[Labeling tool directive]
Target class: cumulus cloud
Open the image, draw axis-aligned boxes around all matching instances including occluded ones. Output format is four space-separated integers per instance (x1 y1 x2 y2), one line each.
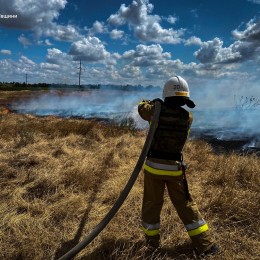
18 34 32 48
69 37 110 62
86 21 108 36
40 62 60 70
0 0 80 42
119 43 235 80
195 38 246 64
194 38 239 64
0 49 12 55
120 64 142 78
42 24 80 41
92 21 106 34
105 53 121 66
185 36 203 46
110 29 124 39
122 44 171 66
107 0 184 44
19 55 35 66
0 0 66 29
46 48 72 65
0 51 80 84
194 18 260 64
232 18 260 42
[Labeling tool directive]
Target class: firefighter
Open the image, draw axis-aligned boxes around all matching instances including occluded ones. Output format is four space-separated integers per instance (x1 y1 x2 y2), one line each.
138 76 219 256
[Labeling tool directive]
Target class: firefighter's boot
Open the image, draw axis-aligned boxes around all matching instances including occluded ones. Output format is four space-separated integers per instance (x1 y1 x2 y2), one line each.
195 244 219 257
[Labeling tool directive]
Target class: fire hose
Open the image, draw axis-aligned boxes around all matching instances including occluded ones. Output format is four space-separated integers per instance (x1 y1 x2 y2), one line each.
58 101 161 260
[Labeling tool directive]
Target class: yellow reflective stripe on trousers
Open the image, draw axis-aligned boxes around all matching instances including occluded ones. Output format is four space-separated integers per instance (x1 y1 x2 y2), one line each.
144 164 183 176
187 223 209 237
141 226 160 236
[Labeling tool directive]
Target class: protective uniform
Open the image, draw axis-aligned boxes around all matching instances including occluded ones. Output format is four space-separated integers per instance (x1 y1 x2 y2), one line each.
138 76 216 254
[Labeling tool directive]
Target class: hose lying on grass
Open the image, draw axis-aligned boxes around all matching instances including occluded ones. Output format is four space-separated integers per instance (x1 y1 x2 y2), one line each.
58 101 161 260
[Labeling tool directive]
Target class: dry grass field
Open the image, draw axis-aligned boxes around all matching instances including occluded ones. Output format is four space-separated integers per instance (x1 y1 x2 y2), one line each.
0 107 259 259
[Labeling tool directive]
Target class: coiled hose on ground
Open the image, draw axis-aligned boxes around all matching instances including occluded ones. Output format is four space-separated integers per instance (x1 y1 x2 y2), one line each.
58 101 161 260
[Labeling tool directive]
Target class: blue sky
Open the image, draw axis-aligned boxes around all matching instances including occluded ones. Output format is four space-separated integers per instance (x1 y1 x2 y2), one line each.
0 0 259 103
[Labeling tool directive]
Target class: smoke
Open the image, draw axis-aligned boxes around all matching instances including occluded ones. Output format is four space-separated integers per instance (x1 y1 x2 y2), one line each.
191 109 259 137
10 84 259 147
11 88 160 122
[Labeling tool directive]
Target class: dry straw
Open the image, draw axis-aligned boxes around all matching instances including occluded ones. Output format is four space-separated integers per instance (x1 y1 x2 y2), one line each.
0 112 259 259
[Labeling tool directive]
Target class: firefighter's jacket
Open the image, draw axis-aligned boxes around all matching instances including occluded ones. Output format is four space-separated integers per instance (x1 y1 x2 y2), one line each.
138 99 192 162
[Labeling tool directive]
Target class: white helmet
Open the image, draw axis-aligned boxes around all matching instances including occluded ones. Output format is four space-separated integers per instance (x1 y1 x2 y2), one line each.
162 75 190 99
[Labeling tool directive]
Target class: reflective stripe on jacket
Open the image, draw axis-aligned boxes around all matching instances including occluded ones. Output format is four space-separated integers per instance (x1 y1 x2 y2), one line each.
144 159 183 176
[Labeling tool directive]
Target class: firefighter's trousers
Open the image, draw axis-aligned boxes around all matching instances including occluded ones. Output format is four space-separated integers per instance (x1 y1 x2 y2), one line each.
141 159 215 253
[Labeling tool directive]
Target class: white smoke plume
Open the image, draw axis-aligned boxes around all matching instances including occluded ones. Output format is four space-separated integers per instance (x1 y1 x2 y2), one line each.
11 86 259 144
12 88 160 121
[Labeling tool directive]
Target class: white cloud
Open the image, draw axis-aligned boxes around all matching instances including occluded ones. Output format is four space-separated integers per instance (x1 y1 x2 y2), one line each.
110 29 124 39
46 48 72 64
45 39 52 46
194 38 249 64
0 49 12 55
92 21 106 34
112 53 121 59
0 0 80 42
107 0 184 44
40 62 60 70
19 55 35 66
119 43 239 81
0 0 67 29
194 18 260 64
185 36 202 46
194 38 223 63
37 39 53 46
105 53 121 66
0 50 251 86
122 50 136 59
120 64 142 78
145 66 172 79
85 20 108 35
194 37 243 64
164 15 178 24
122 44 171 66
18 34 32 48
41 24 80 41
0 52 79 84
69 37 110 62
232 18 260 42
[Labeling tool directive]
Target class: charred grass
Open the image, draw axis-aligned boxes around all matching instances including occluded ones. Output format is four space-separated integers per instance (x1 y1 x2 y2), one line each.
0 112 259 260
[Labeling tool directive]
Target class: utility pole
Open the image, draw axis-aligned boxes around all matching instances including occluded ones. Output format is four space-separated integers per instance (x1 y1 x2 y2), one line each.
26 73 28 84
78 59 82 87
